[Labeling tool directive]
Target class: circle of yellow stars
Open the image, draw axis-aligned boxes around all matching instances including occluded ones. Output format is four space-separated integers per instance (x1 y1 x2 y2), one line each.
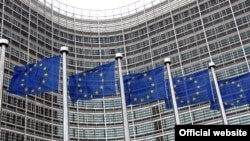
20 63 49 93
77 69 105 99
174 76 201 105
219 80 245 107
127 72 156 104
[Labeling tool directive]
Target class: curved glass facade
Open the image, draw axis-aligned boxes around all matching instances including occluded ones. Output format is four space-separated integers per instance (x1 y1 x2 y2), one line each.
0 0 250 140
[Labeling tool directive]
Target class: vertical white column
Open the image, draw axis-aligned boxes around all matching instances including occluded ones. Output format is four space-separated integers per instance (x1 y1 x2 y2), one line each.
209 62 228 125
115 53 130 141
60 46 69 141
164 58 180 125
0 39 8 119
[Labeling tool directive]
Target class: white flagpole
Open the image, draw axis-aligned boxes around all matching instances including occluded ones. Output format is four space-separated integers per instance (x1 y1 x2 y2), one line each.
115 53 130 141
60 46 69 141
164 58 180 125
209 62 228 125
0 39 8 119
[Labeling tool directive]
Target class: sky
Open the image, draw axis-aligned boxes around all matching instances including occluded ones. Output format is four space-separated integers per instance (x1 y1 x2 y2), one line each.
58 0 140 10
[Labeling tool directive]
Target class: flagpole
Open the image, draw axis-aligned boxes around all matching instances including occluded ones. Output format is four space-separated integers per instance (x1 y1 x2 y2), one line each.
164 58 180 125
0 39 8 117
60 46 69 141
115 53 130 141
209 62 228 125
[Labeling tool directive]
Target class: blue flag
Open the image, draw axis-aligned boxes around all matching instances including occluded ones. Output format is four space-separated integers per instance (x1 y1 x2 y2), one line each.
8 55 61 95
210 72 250 110
123 66 167 105
69 61 116 103
169 69 212 107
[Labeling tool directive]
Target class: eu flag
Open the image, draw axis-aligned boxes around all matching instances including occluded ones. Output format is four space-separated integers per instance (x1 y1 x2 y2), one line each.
123 66 167 106
8 55 61 95
68 61 116 103
171 69 212 107
210 72 250 110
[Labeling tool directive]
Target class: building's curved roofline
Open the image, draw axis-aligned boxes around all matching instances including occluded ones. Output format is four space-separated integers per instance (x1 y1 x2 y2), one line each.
39 0 164 20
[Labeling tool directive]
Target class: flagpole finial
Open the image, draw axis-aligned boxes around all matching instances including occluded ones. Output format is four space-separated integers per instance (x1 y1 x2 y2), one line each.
0 39 9 47
60 46 69 54
164 57 171 64
115 53 122 60
209 62 215 68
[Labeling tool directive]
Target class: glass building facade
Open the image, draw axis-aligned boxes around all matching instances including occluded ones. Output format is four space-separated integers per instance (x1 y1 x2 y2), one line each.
0 0 250 140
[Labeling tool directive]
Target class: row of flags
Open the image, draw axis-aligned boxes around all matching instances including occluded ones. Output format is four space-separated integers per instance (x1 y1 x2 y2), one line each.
7 55 250 110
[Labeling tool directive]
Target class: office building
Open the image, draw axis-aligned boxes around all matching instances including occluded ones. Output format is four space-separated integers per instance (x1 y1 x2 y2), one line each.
0 0 250 140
